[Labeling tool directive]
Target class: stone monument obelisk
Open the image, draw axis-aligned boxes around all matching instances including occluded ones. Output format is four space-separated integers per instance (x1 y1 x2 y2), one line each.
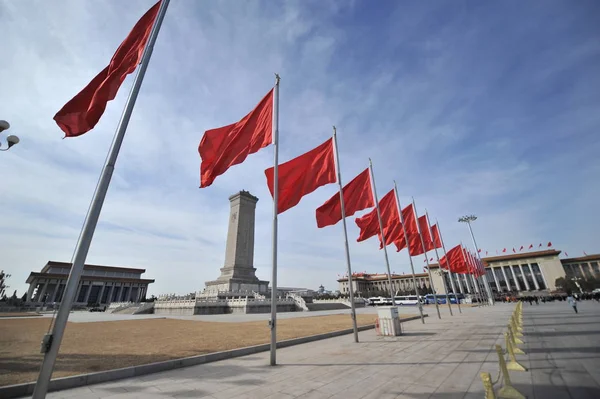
203 191 269 295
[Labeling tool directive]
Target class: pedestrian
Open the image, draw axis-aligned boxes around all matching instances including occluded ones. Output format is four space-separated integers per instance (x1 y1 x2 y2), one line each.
567 292 578 314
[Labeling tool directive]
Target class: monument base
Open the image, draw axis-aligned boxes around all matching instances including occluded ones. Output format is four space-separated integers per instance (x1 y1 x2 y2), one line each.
202 279 269 297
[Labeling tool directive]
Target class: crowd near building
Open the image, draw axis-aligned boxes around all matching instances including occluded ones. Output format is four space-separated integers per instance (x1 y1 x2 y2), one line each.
338 250 600 296
25 261 155 306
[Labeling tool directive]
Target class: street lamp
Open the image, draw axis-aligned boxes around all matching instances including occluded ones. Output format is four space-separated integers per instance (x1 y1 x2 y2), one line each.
458 214 495 305
0 120 20 151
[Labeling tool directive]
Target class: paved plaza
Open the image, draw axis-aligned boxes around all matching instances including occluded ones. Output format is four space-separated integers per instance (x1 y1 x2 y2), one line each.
25 301 600 399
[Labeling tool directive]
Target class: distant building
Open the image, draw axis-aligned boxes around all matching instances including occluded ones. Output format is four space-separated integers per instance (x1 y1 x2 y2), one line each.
25 261 155 305
338 250 600 296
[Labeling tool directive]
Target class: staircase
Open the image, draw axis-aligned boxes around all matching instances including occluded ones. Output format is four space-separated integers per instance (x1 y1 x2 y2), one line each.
306 302 351 311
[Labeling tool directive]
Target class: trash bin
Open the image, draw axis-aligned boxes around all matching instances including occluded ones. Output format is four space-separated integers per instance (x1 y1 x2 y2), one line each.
376 306 402 336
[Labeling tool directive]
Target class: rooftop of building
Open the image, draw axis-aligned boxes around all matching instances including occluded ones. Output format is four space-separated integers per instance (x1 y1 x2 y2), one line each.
41 261 147 274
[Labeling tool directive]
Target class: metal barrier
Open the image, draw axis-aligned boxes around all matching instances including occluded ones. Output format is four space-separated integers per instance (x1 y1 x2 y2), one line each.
479 302 527 399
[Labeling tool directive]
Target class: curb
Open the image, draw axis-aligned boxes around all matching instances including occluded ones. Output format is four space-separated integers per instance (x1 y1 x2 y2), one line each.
0 314 425 398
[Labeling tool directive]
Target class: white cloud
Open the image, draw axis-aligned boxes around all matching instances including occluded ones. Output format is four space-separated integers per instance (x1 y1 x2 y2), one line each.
1 0 599 298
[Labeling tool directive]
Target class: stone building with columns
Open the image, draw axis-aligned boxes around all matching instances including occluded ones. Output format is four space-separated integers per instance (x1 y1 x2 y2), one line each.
25 261 154 306
338 250 600 297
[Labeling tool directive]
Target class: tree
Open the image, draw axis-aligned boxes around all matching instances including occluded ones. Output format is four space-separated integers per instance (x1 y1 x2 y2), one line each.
555 277 578 293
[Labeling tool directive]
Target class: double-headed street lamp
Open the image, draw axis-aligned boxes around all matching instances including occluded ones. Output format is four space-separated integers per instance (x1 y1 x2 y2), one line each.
0 120 20 152
458 214 495 305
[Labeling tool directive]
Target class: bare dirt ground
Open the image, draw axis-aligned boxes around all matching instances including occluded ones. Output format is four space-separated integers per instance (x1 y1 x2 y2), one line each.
0 313 402 386
0 313 41 318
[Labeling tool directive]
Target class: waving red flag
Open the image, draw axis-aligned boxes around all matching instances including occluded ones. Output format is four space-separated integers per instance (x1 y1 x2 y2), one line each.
547 241 552 247
528 244 533 249
316 168 373 228
519 245 524 251
265 138 336 214
431 224 443 249
403 204 424 256
200 89 274 187
418 215 435 252
54 1 161 137
440 245 468 273
355 190 395 242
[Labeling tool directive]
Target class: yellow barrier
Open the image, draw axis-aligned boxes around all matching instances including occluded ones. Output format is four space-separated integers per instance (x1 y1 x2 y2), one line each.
508 323 524 345
495 344 526 399
480 372 497 399
504 332 527 372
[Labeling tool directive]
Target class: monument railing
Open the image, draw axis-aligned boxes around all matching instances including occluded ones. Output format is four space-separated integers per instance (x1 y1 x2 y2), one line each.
286 292 309 311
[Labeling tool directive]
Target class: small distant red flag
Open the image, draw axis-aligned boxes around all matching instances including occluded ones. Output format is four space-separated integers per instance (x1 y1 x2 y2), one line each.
528 244 533 249
519 245 524 251
512 248 516 253
502 248 506 253
539 243 542 248
547 241 552 247
316 168 374 228
565 252 569 257
430 257 434 262
265 138 336 214
200 89 274 187
478 249 482 253
54 1 161 137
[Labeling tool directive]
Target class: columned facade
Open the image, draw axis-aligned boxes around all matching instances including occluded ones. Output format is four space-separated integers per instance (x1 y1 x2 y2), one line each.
25 261 155 306
338 272 432 296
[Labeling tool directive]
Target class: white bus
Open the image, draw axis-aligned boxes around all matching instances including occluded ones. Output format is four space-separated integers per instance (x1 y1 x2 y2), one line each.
394 295 420 305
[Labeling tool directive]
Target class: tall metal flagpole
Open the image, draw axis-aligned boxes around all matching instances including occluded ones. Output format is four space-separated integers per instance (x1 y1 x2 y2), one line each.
332 126 359 343
466 222 495 305
368 160 395 303
31 2 170 397
269 74 280 366
412 198 441 320
436 220 462 313
393 182 425 323
425 211 452 316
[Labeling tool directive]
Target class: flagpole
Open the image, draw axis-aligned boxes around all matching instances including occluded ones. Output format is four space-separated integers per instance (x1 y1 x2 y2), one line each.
332 126 359 343
412 198 441 320
436 219 461 313
393 182 425 323
31 1 170 397
269 73 280 366
368 160 395 305
425 211 452 316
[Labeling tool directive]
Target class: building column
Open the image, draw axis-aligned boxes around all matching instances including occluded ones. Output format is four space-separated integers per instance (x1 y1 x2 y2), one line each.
528 264 540 290
27 280 37 302
74 281 83 303
519 265 531 291
84 283 92 304
501 267 511 291
51 282 62 302
454 273 465 294
38 282 48 303
98 284 106 304
579 264 589 280
491 267 501 292
509 266 522 291
107 285 115 305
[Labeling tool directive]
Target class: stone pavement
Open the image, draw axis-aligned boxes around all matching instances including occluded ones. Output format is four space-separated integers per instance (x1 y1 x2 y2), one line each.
31 301 600 398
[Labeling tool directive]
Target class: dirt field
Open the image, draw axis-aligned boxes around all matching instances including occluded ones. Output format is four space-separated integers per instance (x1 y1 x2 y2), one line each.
0 313 393 387
0 313 41 317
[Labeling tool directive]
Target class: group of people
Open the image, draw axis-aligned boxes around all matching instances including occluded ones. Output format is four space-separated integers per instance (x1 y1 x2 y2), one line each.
496 291 600 314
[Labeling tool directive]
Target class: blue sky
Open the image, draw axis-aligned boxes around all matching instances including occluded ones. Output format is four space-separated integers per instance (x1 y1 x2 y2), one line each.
1 0 599 297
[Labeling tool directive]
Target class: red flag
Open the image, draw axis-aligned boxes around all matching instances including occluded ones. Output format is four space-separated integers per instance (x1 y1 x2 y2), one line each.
200 89 274 187
528 244 533 249
431 224 443 249
355 190 396 242
265 138 336 214
512 248 516 253
502 248 506 253
316 168 374 228
478 248 482 253
418 215 435 252
401 204 424 256
547 241 552 247
519 245 524 251
565 252 569 257
485 251 488 256
440 245 466 273
539 243 542 248
54 1 161 137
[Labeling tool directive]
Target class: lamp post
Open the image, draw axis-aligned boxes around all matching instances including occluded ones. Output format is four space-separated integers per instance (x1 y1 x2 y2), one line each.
0 120 20 152
458 215 495 305
571 277 584 294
